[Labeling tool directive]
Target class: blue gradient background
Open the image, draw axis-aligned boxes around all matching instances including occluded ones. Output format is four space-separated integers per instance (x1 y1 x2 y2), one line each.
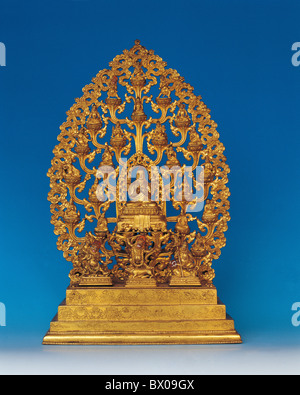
0 0 300 371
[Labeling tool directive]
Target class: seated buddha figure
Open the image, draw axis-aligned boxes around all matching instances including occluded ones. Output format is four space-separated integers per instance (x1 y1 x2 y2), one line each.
99 143 114 167
166 143 180 167
128 170 151 202
110 122 126 149
152 121 168 147
175 102 190 128
187 125 203 152
86 104 103 131
131 97 147 121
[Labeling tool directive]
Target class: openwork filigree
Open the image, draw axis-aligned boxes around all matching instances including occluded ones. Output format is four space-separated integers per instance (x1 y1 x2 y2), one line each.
47 40 230 288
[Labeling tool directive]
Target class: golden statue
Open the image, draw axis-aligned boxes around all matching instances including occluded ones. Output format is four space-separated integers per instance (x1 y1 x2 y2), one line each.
100 142 114 167
156 73 172 107
175 102 191 128
166 143 181 167
172 239 197 275
131 60 146 88
151 121 168 147
86 104 102 131
131 96 147 122
188 125 203 152
110 121 126 149
43 40 241 345
107 75 119 99
127 170 151 202
175 212 190 234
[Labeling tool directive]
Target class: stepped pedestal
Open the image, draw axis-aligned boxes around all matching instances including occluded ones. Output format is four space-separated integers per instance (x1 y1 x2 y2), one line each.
43 285 242 345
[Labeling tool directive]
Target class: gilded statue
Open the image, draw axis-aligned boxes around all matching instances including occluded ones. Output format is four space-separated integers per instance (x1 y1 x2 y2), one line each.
175 212 190 234
187 125 203 152
166 143 181 167
110 121 126 148
131 60 146 88
158 74 171 99
152 121 168 147
100 142 114 167
44 40 241 345
47 40 231 288
107 75 120 99
131 97 146 121
86 104 103 131
175 102 190 128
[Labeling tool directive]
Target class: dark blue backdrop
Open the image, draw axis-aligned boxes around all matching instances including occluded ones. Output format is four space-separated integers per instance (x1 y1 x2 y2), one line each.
0 0 300 345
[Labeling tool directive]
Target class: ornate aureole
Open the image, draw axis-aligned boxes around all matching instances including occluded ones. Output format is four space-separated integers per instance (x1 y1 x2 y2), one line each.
47 40 230 288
